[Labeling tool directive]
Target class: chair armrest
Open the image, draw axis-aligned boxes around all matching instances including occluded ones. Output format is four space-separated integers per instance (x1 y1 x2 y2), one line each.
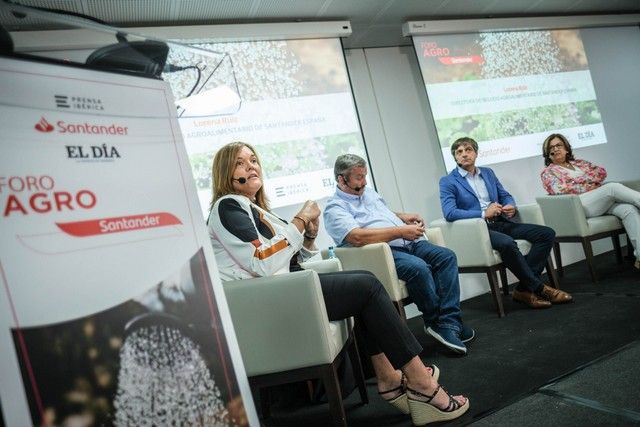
430 217 496 267
425 227 445 247
535 194 589 237
322 243 405 302
300 258 343 273
223 270 339 375
620 179 640 192
517 203 545 225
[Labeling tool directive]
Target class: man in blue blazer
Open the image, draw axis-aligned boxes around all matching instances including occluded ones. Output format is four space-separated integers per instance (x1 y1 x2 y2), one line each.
439 137 572 309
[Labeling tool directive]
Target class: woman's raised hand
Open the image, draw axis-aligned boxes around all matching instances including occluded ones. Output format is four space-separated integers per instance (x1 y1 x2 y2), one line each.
305 217 320 237
297 200 321 223
292 200 321 233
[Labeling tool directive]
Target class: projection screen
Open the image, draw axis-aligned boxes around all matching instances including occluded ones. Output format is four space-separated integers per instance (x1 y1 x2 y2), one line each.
411 29 607 171
164 38 368 217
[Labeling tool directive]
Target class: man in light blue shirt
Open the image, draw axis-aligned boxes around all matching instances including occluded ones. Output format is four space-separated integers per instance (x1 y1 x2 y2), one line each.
324 154 474 355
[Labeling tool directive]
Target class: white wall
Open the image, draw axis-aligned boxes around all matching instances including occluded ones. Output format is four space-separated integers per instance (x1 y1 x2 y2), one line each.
345 25 640 308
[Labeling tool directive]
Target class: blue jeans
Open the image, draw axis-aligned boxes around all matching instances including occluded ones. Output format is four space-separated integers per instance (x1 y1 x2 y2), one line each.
391 240 462 333
488 219 555 292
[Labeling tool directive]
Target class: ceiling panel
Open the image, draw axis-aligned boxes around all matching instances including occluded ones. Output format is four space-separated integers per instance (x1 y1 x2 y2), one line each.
3 0 640 48
565 0 640 13
370 0 462 24
176 0 255 21
320 0 398 24
248 0 326 19
0 1 83 30
480 0 552 15
523 0 575 14
84 0 174 24
419 0 498 16
13 0 83 13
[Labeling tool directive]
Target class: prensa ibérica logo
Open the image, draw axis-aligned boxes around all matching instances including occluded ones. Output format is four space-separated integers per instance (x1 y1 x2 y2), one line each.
54 94 105 111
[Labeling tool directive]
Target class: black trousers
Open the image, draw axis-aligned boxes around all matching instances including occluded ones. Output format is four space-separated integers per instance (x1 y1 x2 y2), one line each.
318 270 422 369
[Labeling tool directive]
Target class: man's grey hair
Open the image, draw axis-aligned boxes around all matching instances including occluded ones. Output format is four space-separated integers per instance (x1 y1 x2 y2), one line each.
334 154 367 181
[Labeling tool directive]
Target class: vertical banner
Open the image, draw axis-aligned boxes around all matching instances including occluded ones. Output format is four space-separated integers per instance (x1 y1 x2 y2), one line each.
0 57 256 426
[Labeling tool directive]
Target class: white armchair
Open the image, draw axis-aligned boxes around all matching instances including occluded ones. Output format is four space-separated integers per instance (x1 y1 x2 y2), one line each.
300 257 343 274
223 265 366 426
320 228 446 320
620 179 640 192
536 194 625 283
430 203 558 317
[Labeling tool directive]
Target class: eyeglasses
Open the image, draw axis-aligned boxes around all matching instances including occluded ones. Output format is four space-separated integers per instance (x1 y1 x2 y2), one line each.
548 142 565 150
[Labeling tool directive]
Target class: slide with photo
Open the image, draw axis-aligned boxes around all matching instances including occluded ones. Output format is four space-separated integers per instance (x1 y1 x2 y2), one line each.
163 38 368 215
412 29 606 170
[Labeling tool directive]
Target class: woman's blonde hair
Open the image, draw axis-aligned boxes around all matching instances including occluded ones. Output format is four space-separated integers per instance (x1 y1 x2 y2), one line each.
210 141 270 210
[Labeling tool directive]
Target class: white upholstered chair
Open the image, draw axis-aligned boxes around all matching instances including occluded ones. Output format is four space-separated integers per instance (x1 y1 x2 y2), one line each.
535 194 626 283
223 260 366 427
430 203 558 317
620 179 640 192
321 228 446 321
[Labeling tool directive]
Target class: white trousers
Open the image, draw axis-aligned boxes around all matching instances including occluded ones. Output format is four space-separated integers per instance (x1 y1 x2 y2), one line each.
579 182 640 259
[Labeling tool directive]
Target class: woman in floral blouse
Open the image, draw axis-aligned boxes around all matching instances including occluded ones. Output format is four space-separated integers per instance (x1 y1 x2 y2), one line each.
540 133 640 269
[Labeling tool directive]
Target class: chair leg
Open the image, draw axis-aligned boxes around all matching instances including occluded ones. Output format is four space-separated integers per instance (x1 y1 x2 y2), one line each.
346 332 368 405
545 256 560 289
393 301 406 321
499 267 509 296
487 267 505 317
321 363 348 427
553 242 563 277
306 380 316 401
257 386 271 420
612 234 623 264
581 238 598 283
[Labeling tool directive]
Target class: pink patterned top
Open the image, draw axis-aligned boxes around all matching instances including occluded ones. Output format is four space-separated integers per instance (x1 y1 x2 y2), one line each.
540 159 607 195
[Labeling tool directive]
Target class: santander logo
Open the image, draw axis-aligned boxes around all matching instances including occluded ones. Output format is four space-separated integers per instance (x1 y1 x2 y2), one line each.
33 116 129 136
35 117 54 133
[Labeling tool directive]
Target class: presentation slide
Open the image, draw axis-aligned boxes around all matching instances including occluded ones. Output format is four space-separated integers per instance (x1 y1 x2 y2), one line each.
413 30 607 171
163 38 367 216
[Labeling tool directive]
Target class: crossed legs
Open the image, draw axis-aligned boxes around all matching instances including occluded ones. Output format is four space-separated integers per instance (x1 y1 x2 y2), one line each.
488 220 555 292
580 182 640 260
318 270 468 421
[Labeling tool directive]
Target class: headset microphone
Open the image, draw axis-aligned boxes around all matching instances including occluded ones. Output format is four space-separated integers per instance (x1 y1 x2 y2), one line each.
341 174 362 192
234 177 247 184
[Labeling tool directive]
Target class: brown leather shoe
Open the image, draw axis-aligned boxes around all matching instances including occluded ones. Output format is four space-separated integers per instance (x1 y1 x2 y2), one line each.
512 288 552 309
539 284 573 304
